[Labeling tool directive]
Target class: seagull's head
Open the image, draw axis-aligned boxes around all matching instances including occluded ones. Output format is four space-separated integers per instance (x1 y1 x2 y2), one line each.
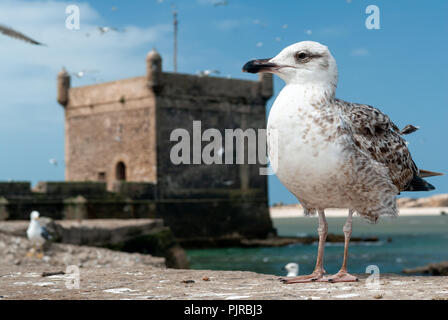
284 262 299 272
242 41 337 87
283 263 299 276
30 211 40 220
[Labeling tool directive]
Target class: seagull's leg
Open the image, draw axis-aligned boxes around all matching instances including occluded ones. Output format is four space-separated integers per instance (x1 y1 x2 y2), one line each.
26 243 35 258
36 243 44 259
281 210 328 284
324 209 358 283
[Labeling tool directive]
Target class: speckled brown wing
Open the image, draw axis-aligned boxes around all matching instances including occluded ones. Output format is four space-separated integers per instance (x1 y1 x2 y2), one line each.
335 99 417 191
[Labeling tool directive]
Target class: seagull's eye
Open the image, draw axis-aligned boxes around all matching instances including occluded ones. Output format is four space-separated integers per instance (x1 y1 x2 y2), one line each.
295 52 308 60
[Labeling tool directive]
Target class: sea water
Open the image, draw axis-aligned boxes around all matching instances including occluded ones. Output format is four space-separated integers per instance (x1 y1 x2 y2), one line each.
187 215 448 276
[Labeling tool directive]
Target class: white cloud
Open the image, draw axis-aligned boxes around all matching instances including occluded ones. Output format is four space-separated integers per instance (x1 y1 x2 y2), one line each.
0 0 172 183
0 0 171 126
351 48 370 56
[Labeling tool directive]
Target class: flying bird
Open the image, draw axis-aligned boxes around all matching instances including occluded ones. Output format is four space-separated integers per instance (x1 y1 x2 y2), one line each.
0 24 45 46
49 158 58 166
70 69 100 79
97 26 120 34
26 211 52 259
243 41 443 283
213 0 228 7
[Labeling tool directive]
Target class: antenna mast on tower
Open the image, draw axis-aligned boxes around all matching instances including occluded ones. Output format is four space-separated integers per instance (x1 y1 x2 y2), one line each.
172 5 178 73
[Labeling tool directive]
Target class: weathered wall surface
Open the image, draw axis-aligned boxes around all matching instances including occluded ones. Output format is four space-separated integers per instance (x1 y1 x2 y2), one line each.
0 181 272 243
155 73 270 198
0 182 31 196
0 182 156 221
154 72 275 240
64 77 157 189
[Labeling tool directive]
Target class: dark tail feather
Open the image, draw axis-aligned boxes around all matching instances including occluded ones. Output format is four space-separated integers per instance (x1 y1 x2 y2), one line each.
419 169 444 178
404 175 435 192
400 124 419 135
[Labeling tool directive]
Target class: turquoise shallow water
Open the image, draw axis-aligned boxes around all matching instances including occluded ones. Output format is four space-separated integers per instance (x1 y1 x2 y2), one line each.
187 215 448 276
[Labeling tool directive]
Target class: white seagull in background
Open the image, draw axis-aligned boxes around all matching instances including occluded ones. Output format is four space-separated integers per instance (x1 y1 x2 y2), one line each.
197 69 220 77
243 41 443 283
26 211 52 259
0 24 45 46
70 69 100 80
49 158 58 166
283 263 299 277
97 26 119 34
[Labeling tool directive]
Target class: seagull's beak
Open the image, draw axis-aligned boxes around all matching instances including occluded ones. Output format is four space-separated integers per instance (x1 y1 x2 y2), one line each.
242 58 278 74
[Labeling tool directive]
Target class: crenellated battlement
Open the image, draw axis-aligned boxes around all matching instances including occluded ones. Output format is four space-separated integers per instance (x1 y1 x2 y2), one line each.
57 49 273 110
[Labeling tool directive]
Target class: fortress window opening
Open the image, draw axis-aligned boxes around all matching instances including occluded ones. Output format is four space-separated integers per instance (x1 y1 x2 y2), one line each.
115 162 126 181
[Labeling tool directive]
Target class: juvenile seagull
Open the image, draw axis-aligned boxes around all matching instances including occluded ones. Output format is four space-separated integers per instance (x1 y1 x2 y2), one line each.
243 41 443 283
26 211 51 258
0 24 45 45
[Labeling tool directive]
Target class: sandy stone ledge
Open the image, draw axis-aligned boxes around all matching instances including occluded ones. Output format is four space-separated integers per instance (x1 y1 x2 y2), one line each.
1 266 447 300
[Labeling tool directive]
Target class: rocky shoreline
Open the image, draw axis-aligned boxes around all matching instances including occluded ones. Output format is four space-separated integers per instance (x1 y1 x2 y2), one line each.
0 219 189 269
396 194 448 208
403 262 448 276
271 194 448 209
178 233 379 249
0 232 165 269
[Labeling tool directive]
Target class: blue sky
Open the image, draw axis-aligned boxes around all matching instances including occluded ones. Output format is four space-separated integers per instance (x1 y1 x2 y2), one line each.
0 0 446 205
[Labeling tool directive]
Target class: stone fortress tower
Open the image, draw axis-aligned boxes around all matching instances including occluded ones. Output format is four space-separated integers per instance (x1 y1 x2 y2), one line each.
54 49 276 242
